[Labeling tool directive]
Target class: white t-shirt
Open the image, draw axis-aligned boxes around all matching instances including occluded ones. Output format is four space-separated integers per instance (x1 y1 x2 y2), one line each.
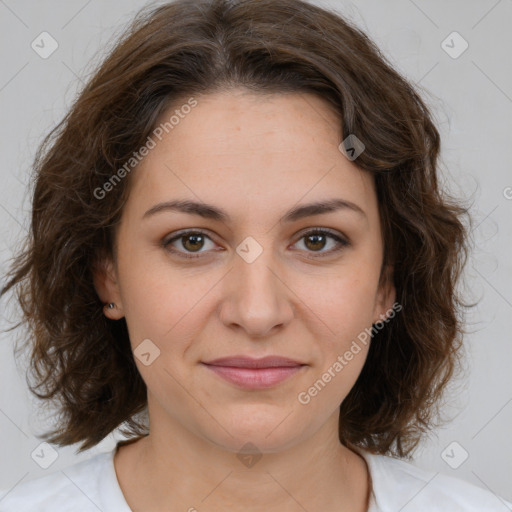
0 446 510 511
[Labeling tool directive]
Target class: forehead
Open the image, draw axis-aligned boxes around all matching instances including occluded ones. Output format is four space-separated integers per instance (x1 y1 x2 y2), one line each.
126 90 377 222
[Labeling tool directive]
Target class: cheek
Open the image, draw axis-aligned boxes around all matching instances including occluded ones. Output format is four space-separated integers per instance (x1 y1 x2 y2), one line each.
116 263 212 399
295 278 373 411
295 265 379 342
115 244 191 347
290 263 378 400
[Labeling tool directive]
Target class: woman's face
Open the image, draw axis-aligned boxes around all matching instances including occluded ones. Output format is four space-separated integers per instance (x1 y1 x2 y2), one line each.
97 89 395 453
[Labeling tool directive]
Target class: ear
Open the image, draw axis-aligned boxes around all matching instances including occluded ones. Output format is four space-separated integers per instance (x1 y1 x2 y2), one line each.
372 264 397 324
92 256 124 320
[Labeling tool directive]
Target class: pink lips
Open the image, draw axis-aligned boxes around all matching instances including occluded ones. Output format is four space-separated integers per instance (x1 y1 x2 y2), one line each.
202 356 306 389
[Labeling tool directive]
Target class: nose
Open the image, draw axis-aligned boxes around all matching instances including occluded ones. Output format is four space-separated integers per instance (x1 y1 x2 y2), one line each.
217 248 295 339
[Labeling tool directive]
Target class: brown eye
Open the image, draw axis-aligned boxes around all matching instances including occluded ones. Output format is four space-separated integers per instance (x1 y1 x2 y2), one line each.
294 229 349 256
163 228 349 260
163 230 216 259
304 232 328 251
180 233 206 252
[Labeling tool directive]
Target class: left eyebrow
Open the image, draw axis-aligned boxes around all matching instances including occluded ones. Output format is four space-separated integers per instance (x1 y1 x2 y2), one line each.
142 198 367 222
282 198 367 222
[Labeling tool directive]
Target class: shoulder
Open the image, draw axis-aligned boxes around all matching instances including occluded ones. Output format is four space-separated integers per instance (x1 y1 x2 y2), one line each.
0 449 128 512
362 451 512 512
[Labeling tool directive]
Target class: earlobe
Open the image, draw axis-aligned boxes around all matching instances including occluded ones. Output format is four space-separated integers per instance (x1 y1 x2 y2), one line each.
92 257 124 319
102 301 122 319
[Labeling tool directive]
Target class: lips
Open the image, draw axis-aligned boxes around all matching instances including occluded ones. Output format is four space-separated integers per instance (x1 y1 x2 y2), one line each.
202 356 306 389
202 355 305 368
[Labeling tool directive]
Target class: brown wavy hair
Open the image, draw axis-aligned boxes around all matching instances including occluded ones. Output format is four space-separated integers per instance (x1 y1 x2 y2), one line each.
1 0 472 455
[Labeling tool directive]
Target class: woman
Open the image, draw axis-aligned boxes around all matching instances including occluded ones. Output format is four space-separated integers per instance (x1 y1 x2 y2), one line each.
1 0 510 510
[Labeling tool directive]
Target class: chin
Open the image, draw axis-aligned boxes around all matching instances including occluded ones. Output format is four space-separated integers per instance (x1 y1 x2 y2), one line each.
199 410 307 454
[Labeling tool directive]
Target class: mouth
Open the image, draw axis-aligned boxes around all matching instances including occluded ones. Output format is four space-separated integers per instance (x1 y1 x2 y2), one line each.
201 355 307 389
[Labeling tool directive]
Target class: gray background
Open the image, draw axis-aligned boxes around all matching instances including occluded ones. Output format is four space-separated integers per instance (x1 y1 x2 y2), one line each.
1 0 511 506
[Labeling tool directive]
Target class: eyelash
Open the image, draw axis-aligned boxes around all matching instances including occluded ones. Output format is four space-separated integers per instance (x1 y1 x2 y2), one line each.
162 228 350 260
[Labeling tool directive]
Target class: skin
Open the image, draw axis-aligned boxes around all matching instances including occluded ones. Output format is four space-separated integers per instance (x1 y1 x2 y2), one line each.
94 88 396 512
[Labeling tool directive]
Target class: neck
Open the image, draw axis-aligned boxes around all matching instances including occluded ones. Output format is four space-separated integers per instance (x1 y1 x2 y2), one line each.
114 410 370 512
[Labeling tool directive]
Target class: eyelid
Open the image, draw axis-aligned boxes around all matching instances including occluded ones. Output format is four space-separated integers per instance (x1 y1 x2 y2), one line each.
162 227 350 259
162 229 218 258
290 227 350 255
293 226 349 244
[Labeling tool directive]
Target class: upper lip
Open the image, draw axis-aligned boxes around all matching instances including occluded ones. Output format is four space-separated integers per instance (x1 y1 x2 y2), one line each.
202 356 305 368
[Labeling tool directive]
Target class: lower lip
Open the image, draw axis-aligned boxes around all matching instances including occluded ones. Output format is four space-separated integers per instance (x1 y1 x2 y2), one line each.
202 364 304 389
